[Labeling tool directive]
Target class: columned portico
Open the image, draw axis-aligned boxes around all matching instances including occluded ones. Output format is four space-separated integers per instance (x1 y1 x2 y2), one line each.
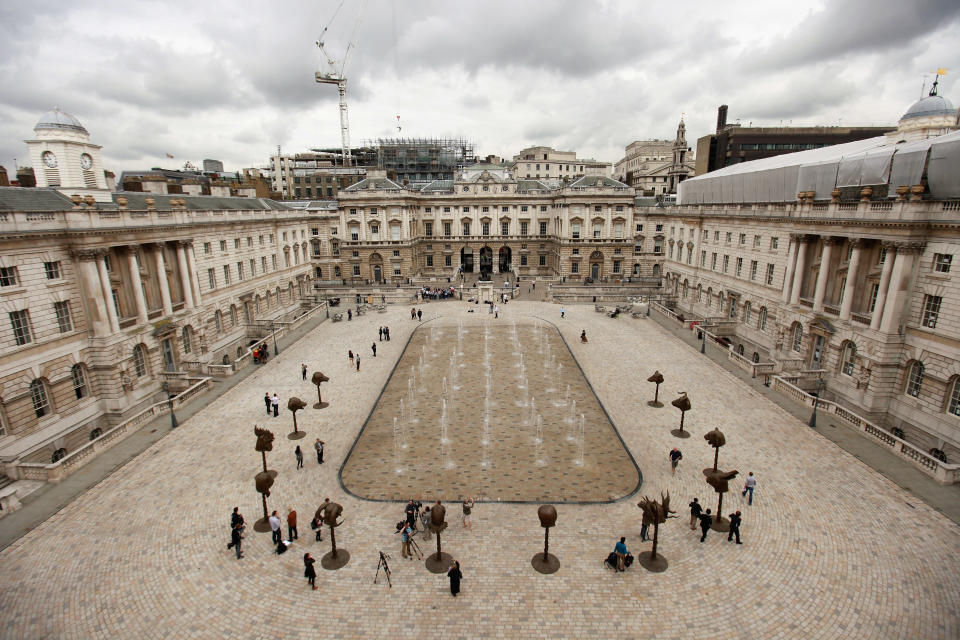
72 249 111 337
153 243 173 317
789 235 809 306
96 250 120 333
782 234 801 303
879 242 924 333
126 245 149 325
839 238 863 321
185 241 202 306
870 243 897 330
176 242 194 309
812 237 836 312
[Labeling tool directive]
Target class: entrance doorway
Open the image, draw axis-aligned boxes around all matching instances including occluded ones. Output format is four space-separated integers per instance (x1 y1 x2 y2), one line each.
373 265 382 282
479 246 493 280
498 246 512 273
811 335 825 368
460 247 474 273
161 338 176 372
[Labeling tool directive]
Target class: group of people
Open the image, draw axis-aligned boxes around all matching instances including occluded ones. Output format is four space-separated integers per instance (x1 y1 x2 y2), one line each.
401 498 471 596
419 287 456 300
263 392 280 417
410 308 424 321
688 498 744 544
253 344 270 364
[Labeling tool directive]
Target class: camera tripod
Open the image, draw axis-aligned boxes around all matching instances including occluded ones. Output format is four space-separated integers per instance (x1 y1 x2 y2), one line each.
374 550 391 588
406 535 424 560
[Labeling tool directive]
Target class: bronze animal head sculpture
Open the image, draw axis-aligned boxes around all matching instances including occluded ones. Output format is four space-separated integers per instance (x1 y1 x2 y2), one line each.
637 491 676 526
671 392 691 412
255 472 274 497
706 469 739 493
704 428 726 448
287 397 307 412
647 371 664 384
322 501 343 527
311 371 329 386
538 505 557 529
429 503 448 534
254 426 274 452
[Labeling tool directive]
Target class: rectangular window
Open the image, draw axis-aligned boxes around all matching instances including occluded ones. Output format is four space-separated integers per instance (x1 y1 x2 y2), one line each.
220 240 227 252
44 261 61 279
353 265 361 276
540 222 548 235
753 235 761 248
520 221 529 236
770 237 779 250
653 239 662 254
444 222 451 237
54 300 72 333
703 230 709 241
393 267 401 276
868 283 880 312
208 268 216 290
462 206 470 213
272 255 278 269
934 253 952 273
572 223 581 239
711 253 717 270
750 260 758 281
701 251 706 267
723 255 730 273
613 261 621 274
9 309 31 345
502 222 509 235
223 265 231 285
236 262 244 280
443 207 451 213
766 263 775 285
247 237 253 246
261 256 267 273
425 222 433 236
736 257 743 277
234 238 240 249
462 222 470 236
593 223 602 239
259 235 264 245
726 232 732 243
656 224 663 232
539 255 546 266
203 242 212 254
445 255 452 267
921 295 942 328
350 227 359 241
571 261 579 273
636 224 643 232
739 233 746 245
520 255 528 266
392 225 401 241
0 266 18 287
249 259 256 277
714 230 720 241
426 255 434 267
483 222 490 235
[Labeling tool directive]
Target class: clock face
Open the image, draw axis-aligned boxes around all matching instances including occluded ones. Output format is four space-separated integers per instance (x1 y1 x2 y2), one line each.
42 151 58 168
80 153 93 170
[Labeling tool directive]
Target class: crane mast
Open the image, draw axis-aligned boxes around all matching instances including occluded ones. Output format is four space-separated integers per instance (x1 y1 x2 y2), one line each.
315 0 366 167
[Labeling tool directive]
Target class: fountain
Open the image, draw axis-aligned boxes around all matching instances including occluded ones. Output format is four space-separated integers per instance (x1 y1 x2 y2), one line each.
482 413 492 446
535 414 546 466
567 399 578 442
442 376 447 397
574 414 585 466
393 418 403 473
441 398 449 445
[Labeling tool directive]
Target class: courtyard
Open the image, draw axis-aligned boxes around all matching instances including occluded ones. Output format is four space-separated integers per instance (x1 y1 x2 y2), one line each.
0 300 958 639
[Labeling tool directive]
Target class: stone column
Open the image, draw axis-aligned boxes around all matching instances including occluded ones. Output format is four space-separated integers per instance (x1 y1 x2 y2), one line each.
789 236 809 306
782 234 801 303
126 245 149 325
870 243 897 330
879 243 923 334
72 249 110 337
154 242 174 317
812 237 836 313
839 239 863 321
185 241 202 306
176 242 195 309
95 250 121 333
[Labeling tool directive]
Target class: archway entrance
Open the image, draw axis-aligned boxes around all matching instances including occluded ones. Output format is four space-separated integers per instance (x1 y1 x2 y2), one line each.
479 246 493 280
498 246 512 273
589 251 603 280
460 247 474 273
591 263 600 280
373 265 382 282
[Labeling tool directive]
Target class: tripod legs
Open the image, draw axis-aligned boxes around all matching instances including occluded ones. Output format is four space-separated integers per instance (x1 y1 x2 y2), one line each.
374 555 392 588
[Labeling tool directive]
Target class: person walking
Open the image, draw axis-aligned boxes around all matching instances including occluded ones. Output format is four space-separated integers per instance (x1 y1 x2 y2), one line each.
301 363 307 381
348 350 354 366
614 537 629 571
315 438 324 464
447 560 462 597
580 330 588 343
271 393 279 418
728 511 742 544
688 498 702 530
231 507 245 533
264 392 272 416
371 342 377 357
698 508 713 542
405 500 417 529
355 354 360 371
560 306 565 318
384 326 390 341
742 472 756 505
494 305 499 318
669 447 683 475
400 522 413 560
303 552 317 589
462 498 474 531
378 327 384 341
295 445 303 469
417 309 422 321
287 507 298 541
411 307 416 320
269 510 282 545
228 522 244 559
347 308 352 321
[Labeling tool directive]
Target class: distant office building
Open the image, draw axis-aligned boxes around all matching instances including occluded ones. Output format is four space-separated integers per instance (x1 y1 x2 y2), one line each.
512 146 612 181
694 104 894 175
202 159 224 173
268 152 366 200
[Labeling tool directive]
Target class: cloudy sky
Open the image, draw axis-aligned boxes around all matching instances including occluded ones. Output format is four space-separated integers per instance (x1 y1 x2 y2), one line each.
1 0 958 177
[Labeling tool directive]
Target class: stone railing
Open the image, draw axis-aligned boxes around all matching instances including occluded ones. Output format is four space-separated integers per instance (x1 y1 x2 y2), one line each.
14 377 214 483
727 350 777 378
770 376 960 484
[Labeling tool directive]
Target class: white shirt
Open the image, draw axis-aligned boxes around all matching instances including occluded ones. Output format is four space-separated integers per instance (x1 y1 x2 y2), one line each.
269 515 281 531
745 476 756 488
272 395 279 406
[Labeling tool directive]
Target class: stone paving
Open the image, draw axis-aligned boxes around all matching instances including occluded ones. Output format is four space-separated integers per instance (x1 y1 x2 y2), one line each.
0 300 958 639
341 319 639 502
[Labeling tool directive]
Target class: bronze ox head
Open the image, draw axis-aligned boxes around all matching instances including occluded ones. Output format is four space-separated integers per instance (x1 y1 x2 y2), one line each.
255 471 274 497
537 505 557 529
647 371 664 384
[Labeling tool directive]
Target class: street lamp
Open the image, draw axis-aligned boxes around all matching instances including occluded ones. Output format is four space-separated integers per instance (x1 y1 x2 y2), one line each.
270 321 279 356
700 327 706 354
808 376 825 428
161 381 178 429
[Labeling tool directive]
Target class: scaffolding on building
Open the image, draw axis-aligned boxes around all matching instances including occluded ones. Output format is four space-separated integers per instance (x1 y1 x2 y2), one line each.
363 137 476 184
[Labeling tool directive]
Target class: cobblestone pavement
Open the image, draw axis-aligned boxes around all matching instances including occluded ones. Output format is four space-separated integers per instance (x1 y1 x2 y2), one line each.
0 301 958 639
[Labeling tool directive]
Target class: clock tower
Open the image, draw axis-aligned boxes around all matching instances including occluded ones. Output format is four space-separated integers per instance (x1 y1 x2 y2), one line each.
25 108 111 202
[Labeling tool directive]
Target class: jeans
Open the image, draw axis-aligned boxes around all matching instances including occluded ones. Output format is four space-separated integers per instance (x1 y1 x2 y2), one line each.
288 525 298 541
272 528 281 544
743 486 754 505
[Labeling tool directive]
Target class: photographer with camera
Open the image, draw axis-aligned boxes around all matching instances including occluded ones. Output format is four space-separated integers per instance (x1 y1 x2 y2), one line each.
400 521 414 560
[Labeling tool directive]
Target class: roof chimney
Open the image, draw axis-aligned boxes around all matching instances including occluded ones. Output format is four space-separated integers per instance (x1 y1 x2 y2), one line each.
716 105 728 133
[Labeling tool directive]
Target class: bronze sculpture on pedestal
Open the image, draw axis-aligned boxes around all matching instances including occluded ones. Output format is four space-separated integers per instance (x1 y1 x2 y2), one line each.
701 427 736 531
647 371 665 407
425 501 453 573
311 371 330 409
287 397 307 440
671 392 692 438
253 426 276 532
320 500 350 569
637 492 676 572
531 505 560 574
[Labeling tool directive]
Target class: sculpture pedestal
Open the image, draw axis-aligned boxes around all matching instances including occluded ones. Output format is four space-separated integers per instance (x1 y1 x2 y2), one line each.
710 516 730 533
313 402 330 410
287 431 306 441
637 551 668 572
253 517 272 533
647 401 663 408
425 551 453 574
670 429 691 439
531 552 560 574
321 549 350 570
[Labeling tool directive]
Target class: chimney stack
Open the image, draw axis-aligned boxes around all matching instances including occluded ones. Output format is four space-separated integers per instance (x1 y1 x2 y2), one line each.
716 105 728 133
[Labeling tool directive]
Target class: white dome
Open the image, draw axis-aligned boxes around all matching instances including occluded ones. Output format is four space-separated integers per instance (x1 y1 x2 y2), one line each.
34 108 88 134
900 95 956 121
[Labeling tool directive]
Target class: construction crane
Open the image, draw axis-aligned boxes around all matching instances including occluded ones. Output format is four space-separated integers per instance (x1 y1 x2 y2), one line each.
315 0 367 167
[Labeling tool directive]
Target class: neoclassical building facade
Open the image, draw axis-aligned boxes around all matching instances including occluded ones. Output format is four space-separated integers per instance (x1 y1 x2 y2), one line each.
0 112 315 478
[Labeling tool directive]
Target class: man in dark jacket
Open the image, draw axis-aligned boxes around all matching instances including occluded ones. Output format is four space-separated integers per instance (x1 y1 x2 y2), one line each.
698 508 713 542
689 498 702 530
228 523 244 559
728 511 742 544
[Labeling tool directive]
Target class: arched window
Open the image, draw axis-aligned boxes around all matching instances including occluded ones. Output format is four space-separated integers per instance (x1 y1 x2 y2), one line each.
743 302 751 326
71 364 88 399
51 447 67 463
133 344 148 377
841 342 856 376
229 305 238 327
89 427 102 441
728 298 737 319
697 284 703 303
182 326 193 354
905 361 924 397
214 310 223 333
30 379 52 418
737 344 744 355
792 324 803 352
947 377 960 416
758 307 767 332
752 352 760 363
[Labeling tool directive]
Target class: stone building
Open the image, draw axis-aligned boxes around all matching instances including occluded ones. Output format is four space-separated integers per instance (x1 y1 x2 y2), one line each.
652 90 960 463
613 119 695 195
0 111 316 481
316 171 642 284
512 146 612 181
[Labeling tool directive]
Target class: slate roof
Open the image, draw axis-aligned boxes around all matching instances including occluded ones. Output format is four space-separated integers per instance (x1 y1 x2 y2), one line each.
568 176 631 189
343 178 403 192
113 192 290 211
419 180 454 193
0 187 77 211
516 180 555 193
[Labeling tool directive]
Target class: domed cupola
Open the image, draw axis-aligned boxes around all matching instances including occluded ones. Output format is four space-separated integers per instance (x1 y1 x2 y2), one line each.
34 108 89 136
24 107 109 197
888 74 959 143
